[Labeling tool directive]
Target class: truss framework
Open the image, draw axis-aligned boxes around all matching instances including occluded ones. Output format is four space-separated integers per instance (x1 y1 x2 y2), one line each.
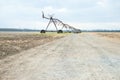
41 12 81 33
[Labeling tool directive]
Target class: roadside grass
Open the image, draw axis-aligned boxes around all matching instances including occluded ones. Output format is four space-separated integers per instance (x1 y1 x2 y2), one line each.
0 32 69 59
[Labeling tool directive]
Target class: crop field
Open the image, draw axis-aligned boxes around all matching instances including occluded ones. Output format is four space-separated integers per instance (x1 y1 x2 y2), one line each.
0 32 67 59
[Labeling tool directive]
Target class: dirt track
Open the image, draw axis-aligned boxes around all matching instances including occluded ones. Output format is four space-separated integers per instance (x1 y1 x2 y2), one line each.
0 33 120 80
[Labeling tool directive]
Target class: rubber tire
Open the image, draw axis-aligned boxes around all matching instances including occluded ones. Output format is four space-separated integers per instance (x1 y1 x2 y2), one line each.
57 30 63 33
40 30 46 33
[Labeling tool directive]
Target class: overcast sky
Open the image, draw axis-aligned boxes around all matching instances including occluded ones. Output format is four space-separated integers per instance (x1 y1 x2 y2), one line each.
0 0 120 30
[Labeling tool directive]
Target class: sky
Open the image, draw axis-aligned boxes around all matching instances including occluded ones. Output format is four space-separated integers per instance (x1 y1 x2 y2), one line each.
0 0 120 30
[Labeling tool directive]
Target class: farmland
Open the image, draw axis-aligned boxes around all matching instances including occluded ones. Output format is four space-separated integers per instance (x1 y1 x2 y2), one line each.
0 32 120 80
96 32 120 43
0 32 66 59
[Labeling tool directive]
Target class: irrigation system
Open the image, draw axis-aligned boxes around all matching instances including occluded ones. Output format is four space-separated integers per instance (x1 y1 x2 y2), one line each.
40 12 81 33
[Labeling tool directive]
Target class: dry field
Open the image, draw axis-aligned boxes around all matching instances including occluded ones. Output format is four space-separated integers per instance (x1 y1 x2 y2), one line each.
0 32 66 59
0 33 120 80
0 32 120 80
95 32 120 42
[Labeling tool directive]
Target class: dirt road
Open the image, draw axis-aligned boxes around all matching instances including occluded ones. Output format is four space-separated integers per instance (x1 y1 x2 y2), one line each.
0 33 120 80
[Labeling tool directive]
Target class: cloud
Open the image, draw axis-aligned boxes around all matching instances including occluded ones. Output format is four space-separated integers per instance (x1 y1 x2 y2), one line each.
42 6 68 14
68 22 120 30
0 0 120 30
97 0 109 8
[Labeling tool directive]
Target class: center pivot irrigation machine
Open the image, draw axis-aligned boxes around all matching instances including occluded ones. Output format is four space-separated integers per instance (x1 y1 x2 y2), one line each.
40 12 81 33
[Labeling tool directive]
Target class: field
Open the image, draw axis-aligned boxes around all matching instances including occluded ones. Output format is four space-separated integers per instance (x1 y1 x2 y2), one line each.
96 32 120 42
0 32 67 59
0 32 120 80
0 32 120 59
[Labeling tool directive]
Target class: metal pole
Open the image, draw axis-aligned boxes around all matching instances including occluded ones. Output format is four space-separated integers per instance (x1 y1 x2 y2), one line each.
45 19 51 30
51 18 58 31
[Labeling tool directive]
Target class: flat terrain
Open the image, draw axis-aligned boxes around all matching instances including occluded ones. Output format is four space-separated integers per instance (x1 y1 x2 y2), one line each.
0 32 120 80
96 32 120 43
0 32 64 59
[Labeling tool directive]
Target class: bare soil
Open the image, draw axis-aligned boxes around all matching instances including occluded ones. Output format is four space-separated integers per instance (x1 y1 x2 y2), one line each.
0 32 120 80
0 32 64 59
96 32 120 42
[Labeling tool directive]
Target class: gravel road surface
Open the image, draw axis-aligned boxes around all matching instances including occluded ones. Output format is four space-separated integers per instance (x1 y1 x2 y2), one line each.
0 33 120 80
